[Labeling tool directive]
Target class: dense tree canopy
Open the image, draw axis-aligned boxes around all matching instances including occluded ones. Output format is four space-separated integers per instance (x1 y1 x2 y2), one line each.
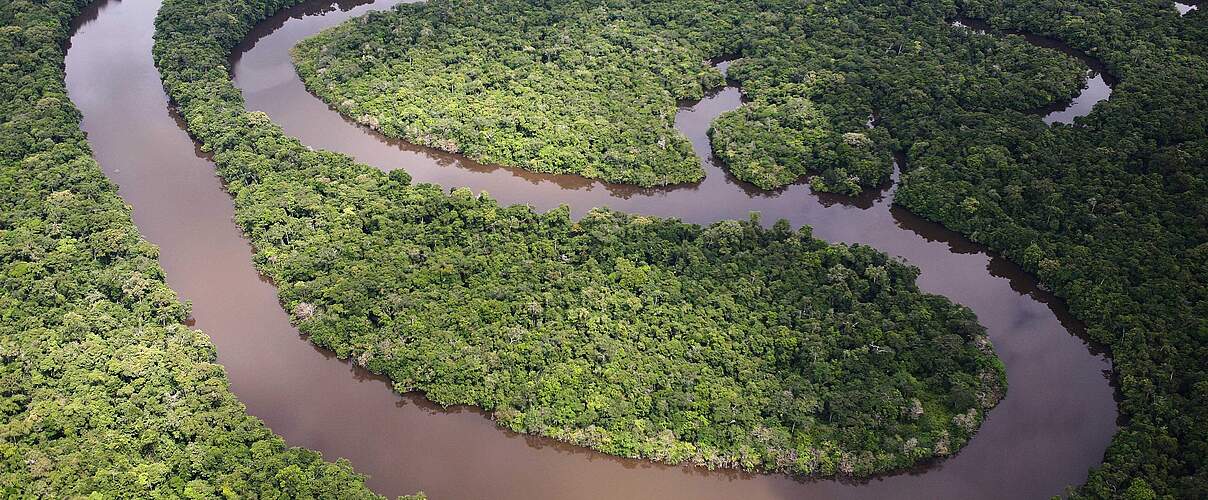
299 0 1208 496
0 0 394 497
156 0 1005 478
894 2 1208 497
293 0 731 186
292 0 1084 193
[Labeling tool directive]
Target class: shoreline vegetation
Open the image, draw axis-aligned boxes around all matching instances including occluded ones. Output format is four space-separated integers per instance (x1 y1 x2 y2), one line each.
295 0 1208 497
0 0 402 497
156 0 1006 479
290 0 1086 194
0 0 1200 495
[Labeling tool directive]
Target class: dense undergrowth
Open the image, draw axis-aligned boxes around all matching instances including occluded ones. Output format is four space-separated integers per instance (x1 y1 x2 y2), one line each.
0 0 391 497
155 0 1005 478
292 0 1084 193
277 0 1206 497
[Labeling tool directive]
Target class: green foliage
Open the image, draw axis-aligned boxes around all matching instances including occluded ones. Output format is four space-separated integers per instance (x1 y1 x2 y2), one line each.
292 0 739 186
303 0 1208 493
708 77 894 193
293 0 1086 193
0 0 383 497
702 0 1083 192
886 2 1208 497
275 0 1208 496
155 0 1005 478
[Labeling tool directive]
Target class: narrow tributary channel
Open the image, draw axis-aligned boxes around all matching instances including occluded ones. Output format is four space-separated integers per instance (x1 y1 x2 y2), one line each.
67 0 1117 498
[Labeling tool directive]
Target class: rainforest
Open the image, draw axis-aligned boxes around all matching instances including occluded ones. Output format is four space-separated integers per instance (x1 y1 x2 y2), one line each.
1 0 1205 497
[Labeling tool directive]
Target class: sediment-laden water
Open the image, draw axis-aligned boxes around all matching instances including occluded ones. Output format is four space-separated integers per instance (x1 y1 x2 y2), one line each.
65 0 1117 497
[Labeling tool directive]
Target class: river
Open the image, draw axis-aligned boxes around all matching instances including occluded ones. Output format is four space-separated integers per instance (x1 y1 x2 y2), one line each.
66 0 1117 498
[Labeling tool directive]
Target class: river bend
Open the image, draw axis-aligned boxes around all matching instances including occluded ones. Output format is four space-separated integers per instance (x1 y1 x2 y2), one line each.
66 0 1117 498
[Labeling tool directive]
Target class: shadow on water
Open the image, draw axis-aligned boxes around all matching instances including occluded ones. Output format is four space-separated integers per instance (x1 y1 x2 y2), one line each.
67 0 1117 497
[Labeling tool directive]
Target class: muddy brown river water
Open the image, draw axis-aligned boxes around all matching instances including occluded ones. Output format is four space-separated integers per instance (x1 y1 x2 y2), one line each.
67 0 1118 497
